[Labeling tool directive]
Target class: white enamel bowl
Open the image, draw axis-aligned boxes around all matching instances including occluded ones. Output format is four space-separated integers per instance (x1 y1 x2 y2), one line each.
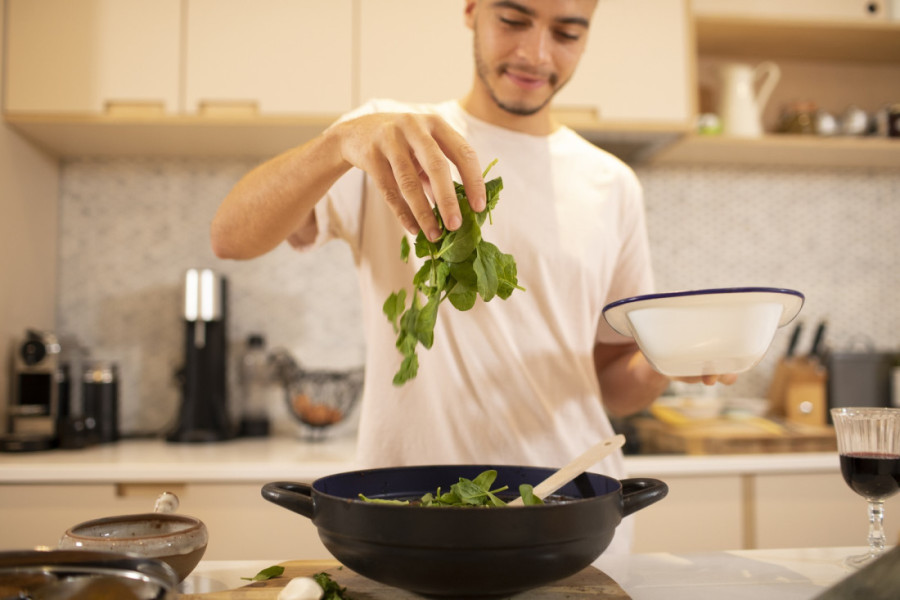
602 287 804 377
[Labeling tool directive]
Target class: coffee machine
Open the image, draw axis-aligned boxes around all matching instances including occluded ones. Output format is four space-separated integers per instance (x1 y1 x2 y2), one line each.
3 330 67 451
168 268 233 443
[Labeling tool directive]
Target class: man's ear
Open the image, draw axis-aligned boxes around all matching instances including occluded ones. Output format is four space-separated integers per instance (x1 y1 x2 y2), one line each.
464 1 477 29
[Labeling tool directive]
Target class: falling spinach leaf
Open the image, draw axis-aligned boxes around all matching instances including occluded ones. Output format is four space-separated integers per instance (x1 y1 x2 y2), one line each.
383 159 525 386
240 565 285 581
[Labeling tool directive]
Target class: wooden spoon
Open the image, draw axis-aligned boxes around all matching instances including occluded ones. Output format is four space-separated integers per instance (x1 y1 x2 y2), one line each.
508 434 626 506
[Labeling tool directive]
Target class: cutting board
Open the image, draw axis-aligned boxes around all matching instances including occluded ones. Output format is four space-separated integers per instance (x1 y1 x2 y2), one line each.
632 415 836 455
176 559 631 599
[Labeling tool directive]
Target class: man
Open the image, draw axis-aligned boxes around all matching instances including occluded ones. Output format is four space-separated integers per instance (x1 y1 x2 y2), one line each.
212 0 732 552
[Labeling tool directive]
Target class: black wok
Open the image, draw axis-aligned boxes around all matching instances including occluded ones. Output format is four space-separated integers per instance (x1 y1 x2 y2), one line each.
262 464 667 598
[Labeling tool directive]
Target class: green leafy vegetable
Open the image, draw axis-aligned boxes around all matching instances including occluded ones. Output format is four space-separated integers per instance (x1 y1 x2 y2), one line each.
313 571 352 600
358 469 543 507
383 159 525 386
240 565 285 581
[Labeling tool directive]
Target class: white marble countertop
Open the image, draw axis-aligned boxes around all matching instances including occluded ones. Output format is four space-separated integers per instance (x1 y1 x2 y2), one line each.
0 436 841 484
181 547 866 599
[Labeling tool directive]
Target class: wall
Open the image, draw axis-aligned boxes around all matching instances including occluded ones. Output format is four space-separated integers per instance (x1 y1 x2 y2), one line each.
54 157 900 435
0 1 61 416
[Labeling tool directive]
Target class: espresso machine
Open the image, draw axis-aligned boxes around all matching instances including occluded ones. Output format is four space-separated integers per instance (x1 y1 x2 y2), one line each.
168 268 234 443
2 330 67 451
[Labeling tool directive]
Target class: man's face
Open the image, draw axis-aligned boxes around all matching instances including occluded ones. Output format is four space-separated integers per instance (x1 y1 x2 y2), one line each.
466 0 596 117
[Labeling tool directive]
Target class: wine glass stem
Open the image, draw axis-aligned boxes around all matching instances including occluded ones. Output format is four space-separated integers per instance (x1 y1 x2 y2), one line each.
867 500 886 556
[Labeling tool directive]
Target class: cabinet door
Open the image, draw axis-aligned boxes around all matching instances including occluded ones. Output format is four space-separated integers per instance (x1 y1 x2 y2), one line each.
358 0 473 105
0 482 330 561
632 475 744 552
555 0 693 125
4 0 181 114
184 0 353 115
754 473 900 549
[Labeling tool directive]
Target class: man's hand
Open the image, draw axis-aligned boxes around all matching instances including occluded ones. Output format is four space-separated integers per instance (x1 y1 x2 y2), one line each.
330 112 486 242
594 342 738 417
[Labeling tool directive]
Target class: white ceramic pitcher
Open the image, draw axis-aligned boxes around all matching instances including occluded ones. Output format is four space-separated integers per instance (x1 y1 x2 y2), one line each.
718 61 781 138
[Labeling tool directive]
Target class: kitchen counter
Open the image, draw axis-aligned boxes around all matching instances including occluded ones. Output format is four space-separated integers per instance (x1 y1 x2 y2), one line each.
3 437 864 556
181 547 870 599
0 436 842 483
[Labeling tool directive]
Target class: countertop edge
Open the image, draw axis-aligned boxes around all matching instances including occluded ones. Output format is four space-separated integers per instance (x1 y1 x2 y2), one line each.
0 438 841 484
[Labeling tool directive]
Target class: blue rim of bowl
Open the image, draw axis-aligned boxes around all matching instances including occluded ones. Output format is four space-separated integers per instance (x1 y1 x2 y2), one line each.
602 286 804 315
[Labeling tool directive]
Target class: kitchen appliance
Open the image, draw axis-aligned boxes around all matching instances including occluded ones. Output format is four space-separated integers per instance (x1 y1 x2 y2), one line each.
168 269 233 443
718 61 781 137
2 330 67 451
827 350 896 420
262 466 667 597
82 360 119 443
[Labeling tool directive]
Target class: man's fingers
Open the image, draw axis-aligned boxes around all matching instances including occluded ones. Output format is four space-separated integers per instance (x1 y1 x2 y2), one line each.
432 120 485 213
390 155 443 241
401 117 463 232
368 157 423 236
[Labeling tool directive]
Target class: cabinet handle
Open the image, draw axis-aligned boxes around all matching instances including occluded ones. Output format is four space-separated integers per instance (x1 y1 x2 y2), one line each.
104 101 167 118
198 101 260 117
115 482 187 499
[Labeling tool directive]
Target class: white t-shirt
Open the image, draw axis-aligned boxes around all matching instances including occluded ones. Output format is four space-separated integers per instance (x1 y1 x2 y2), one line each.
291 99 655 552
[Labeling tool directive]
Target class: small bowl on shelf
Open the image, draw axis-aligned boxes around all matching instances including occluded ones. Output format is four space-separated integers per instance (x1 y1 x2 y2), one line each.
603 287 804 377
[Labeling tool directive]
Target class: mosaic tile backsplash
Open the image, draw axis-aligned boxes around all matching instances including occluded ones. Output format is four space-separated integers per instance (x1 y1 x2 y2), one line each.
57 158 900 435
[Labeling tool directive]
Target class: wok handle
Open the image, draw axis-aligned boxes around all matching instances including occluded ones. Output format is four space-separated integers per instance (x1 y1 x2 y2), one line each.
620 478 668 517
261 481 315 519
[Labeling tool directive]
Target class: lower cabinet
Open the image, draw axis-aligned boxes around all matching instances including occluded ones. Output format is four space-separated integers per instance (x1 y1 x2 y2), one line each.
632 474 745 552
0 482 329 560
633 472 900 553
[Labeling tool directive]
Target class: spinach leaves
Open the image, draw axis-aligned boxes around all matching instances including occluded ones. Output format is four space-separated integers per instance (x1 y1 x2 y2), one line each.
382 160 524 386
313 571 352 600
358 469 544 507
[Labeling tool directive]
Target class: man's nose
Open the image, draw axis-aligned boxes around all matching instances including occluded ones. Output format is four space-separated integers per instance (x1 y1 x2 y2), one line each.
516 27 552 65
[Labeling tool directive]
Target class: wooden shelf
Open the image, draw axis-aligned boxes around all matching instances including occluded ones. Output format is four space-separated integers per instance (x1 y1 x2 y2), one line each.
10 112 898 168
3 112 689 164
696 16 900 63
652 134 900 169
4 113 340 158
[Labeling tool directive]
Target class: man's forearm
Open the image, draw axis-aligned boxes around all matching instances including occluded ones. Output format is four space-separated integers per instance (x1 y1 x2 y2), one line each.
210 128 349 260
594 343 669 418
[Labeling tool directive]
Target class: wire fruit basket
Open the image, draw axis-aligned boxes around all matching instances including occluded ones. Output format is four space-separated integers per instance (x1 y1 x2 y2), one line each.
270 349 364 440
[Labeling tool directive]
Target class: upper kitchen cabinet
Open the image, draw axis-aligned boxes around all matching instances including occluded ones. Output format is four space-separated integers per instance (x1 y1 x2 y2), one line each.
555 0 693 127
184 0 353 116
4 0 181 114
357 0 472 105
554 0 694 161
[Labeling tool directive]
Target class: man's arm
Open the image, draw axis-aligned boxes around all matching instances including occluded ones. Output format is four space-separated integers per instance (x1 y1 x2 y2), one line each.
593 342 669 418
210 112 487 260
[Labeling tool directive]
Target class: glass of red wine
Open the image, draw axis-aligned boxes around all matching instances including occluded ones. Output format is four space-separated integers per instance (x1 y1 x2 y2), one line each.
831 407 900 569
